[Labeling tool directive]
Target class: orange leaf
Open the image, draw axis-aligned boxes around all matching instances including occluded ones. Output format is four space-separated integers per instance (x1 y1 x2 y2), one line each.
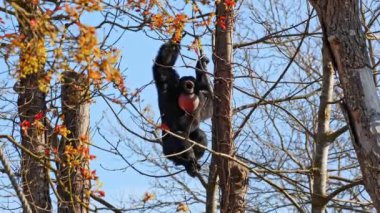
54 125 71 137
142 192 155 203
88 70 102 81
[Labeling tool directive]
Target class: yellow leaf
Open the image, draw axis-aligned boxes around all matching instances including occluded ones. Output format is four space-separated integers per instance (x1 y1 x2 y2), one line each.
176 203 189 212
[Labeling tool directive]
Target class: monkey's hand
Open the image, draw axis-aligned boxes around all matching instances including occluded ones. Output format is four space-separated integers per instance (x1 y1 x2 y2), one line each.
155 42 180 66
196 55 210 72
199 55 210 65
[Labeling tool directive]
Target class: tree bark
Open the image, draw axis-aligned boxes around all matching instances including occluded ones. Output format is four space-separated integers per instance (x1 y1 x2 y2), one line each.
310 0 380 210
57 72 91 213
213 2 249 213
312 44 334 213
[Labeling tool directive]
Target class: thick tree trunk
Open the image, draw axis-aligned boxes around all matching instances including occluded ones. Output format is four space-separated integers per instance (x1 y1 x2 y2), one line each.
213 2 249 213
312 45 334 213
57 72 91 212
15 1 51 212
310 0 380 210
18 75 51 212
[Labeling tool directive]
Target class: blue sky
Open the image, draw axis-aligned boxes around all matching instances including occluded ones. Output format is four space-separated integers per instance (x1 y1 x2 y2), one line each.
91 31 158 200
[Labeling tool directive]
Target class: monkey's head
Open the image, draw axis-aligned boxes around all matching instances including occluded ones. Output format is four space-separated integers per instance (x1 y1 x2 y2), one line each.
178 77 200 113
179 76 197 94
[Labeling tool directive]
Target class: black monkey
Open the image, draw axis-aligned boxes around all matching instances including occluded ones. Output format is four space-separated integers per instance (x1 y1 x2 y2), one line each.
153 41 213 177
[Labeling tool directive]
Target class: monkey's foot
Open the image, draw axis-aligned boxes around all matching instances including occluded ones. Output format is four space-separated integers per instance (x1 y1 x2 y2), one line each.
185 161 201 177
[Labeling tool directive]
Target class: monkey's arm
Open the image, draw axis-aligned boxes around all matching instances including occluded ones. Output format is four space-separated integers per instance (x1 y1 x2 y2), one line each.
153 42 181 92
195 55 212 93
195 55 213 120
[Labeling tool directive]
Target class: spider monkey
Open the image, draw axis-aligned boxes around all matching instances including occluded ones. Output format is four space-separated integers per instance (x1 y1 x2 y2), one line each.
153 41 213 177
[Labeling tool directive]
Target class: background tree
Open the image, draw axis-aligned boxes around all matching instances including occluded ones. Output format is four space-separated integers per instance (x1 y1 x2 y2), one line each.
310 0 380 210
1 0 380 212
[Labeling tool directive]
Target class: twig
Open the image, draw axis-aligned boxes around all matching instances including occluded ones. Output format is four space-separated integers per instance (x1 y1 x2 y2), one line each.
90 193 122 213
0 145 32 213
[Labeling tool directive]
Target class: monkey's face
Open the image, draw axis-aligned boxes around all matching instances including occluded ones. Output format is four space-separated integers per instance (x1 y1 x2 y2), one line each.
178 77 199 113
183 80 194 94
179 77 196 94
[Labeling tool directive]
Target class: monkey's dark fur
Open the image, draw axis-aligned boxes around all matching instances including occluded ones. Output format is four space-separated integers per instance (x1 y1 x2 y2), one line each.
153 42 212 176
